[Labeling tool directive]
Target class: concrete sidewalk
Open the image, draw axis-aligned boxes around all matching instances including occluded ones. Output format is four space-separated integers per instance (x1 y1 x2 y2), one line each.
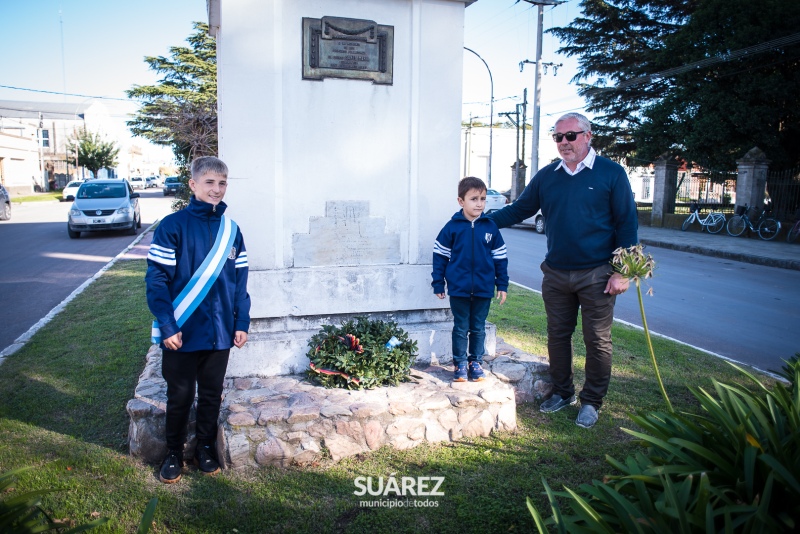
638 225 800 271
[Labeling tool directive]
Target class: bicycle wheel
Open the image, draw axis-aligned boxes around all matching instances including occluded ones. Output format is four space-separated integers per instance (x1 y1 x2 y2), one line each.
681 214 694 231
757 218 781 241
707 213 725 234
787 220 800 243
727 216 746 237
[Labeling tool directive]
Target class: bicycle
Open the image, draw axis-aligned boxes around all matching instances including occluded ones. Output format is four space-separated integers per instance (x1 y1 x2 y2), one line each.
681 201 726 233
786 210 800 243
726 204 781 240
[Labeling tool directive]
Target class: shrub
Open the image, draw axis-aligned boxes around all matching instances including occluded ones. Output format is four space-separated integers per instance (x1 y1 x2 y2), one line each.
528 355 800 532
306 316 418 390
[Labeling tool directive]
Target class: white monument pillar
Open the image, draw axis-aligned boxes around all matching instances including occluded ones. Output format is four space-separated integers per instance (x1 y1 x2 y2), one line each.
208 0 487 377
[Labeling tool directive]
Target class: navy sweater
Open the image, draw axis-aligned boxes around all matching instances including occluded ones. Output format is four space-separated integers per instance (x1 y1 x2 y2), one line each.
432 211 509 298
489 156 638 270
145 197 251 352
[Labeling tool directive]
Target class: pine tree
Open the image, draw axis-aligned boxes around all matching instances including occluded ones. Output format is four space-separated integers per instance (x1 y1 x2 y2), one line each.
126 22 217 166
549 0 800 171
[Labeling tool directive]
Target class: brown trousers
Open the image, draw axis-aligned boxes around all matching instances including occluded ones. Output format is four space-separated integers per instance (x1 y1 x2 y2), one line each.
541 262 616 408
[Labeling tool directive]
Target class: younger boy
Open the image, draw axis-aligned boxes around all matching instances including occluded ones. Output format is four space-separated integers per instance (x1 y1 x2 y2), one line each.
146 156 251 484
432 177 508 382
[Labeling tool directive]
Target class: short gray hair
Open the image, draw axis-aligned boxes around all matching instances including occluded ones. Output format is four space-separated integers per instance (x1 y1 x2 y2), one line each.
555 112 592 133
191 156 228 179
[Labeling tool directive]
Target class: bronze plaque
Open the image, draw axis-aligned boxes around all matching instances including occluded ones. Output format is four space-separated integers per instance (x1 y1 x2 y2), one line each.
302 16 394 85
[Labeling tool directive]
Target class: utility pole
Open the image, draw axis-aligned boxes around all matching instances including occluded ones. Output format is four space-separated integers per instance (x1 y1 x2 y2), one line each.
500 106 525 201
520 0 564 177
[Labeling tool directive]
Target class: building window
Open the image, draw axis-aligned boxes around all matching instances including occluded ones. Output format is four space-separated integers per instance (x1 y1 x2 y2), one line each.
41 129 50 148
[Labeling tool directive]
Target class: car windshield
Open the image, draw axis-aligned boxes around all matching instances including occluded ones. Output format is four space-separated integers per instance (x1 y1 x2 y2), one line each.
165 177 179 184
78 183 127 199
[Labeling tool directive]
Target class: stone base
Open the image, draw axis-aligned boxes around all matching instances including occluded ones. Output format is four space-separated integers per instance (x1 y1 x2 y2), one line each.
127 339 550 466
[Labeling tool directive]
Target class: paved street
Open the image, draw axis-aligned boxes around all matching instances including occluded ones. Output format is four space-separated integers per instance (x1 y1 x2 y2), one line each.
0 190 172 352
503 226 800 374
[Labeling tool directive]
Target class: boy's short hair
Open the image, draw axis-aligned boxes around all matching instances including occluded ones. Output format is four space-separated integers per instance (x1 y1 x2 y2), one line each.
191 156 228 179
458 176 487 199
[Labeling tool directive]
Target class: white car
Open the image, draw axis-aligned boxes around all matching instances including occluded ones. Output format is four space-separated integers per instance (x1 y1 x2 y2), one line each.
145 176 161 188
484 188 508 213
129 177 146 190
520 209 546 234
62 180 83 200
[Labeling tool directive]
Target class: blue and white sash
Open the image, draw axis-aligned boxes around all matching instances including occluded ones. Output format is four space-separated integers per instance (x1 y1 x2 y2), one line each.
151 216 238 344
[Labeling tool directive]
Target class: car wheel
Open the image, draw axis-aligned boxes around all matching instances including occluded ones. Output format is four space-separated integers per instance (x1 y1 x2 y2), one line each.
127 217 138 235
137 212 142 228
0 202 10 221
534 215 545 234
67 225 80 239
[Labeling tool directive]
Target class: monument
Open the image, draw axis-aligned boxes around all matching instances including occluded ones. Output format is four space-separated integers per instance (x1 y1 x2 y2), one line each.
127 0 554 468
211 0 489 376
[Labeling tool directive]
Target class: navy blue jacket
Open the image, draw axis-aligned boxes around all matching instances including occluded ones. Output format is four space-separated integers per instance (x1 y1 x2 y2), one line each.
145 197 251 352
432 211 509 298
489 155 638 270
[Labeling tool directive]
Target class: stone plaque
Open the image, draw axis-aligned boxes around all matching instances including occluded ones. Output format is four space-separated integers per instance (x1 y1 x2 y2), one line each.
302 16 394 85
292 201 401 267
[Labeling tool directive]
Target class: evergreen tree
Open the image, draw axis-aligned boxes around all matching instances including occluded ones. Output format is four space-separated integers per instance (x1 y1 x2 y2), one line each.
126 22 217 167
549 0 800 171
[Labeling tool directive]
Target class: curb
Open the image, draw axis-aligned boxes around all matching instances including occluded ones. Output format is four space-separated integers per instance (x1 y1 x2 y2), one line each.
0 226 156 364
639 238 800 271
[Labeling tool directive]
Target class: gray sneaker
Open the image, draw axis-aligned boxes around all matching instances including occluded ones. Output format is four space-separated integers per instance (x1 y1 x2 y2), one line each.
575 404 599 429
539 394 577 413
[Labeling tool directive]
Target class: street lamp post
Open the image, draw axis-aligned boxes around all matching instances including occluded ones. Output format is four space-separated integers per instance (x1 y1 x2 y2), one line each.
464 47 493 188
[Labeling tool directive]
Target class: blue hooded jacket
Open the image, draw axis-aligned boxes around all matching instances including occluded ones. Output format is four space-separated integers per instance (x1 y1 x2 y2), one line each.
432 211 509 298
145 196 251 352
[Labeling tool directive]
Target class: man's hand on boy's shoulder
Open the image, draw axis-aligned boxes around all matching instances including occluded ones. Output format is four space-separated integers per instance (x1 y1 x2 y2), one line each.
496 290 507 305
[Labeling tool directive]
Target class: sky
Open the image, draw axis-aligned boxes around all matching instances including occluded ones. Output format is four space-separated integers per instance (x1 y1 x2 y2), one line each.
0 0 585 164
462 0 588 167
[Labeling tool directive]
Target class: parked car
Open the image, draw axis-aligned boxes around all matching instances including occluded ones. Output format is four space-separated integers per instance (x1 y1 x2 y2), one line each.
129 176 146 190
62 180 83 200
145 176 161 188
162 176 183 196
0 184 10 221
67 179 141 238
520 209 546 234
485 188 508 213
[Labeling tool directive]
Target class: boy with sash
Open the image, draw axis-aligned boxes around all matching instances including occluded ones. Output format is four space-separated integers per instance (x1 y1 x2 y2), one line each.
146 156 251 484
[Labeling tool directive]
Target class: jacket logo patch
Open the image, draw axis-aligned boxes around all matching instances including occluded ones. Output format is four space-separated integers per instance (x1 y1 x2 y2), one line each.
485 233 492 244
228 246 237 260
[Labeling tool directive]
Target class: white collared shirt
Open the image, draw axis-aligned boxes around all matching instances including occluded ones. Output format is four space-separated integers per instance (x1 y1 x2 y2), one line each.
555 147 597 176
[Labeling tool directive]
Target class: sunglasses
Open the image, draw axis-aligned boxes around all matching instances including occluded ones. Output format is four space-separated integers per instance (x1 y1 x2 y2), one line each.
552 130 586 142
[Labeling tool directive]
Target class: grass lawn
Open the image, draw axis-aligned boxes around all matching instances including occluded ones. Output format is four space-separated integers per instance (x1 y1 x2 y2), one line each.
0 261 773 533
11 191 63 203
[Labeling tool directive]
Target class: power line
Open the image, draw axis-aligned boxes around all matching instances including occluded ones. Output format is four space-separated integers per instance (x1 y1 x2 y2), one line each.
0 84 131 102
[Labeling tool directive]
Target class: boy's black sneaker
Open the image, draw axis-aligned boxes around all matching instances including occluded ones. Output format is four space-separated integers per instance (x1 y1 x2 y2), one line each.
195 444 221 475
159 450 183 484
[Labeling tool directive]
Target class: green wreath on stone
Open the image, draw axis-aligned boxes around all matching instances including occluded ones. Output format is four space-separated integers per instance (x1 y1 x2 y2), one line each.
306 316 418 390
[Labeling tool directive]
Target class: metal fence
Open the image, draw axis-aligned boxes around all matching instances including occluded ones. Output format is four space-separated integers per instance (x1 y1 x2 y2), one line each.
635 172 737 215
767 166 800 221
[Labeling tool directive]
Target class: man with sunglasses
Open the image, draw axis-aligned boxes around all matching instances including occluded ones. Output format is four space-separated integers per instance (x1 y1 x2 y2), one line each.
487 112 637 429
